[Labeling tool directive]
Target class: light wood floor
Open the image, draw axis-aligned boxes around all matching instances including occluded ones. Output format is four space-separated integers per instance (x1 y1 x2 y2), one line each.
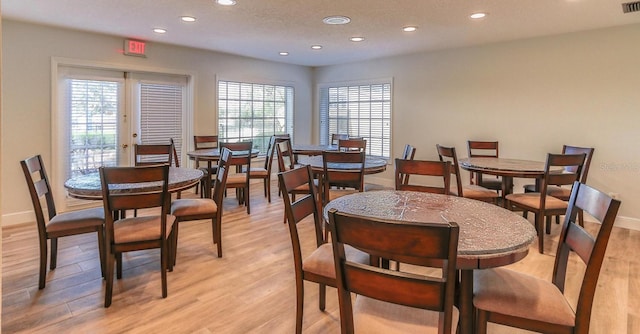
2 182 639 333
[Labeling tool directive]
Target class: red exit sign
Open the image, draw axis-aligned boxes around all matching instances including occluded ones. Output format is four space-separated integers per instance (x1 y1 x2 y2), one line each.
124 39 146 57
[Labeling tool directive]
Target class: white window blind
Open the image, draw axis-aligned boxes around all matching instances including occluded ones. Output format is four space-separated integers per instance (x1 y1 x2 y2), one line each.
320 82 392 158
68 79 120 178
139 82 185 163
218 80 294 155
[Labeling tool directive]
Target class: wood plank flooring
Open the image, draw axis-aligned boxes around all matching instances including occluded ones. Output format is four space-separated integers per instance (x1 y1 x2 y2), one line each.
2 182 639 333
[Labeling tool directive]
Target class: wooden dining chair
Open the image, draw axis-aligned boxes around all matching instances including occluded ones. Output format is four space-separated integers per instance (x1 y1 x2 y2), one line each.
244 135 277 202
474 182 621 334
192 135 219 197
20 154 106 289
170 148 232 263
278 166 369 334
396 143 417 186
220 141 253 214
505 153 586 253
327 209 460 334
436 144 499 204
467 140 503 194
134 142 174 166
338 138 367 152
99 164 175 307
321 150 366 205
523 145 595 226
394 158 451 194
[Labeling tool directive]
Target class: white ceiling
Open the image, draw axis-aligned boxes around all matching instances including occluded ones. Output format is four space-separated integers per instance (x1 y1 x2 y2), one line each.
3 0 640 67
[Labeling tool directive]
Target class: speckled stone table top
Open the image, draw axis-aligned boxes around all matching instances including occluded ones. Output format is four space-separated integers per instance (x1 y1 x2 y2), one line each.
298 155 388 174
324 190 536 264
459 157 548 178
187 148 259 161
291 144 338 156
64 167 203 200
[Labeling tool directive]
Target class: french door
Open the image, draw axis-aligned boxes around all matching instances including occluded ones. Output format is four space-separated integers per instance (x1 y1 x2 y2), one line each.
55 66 189 210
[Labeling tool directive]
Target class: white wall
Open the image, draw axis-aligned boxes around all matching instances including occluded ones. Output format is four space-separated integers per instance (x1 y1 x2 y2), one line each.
3 20 639 229
1 20 313 225
315 24 640 228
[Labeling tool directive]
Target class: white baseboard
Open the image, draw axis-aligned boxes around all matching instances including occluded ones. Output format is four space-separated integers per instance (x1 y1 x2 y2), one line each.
2 210 35 227
611 215 640 231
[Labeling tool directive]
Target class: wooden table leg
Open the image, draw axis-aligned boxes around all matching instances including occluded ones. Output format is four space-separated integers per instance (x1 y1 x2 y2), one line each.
459 269 475 334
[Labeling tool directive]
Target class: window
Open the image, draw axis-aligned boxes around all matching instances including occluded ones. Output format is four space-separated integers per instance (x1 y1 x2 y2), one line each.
319 82 392 158
67 78 121 178
139 82 185 162
218 80 294 155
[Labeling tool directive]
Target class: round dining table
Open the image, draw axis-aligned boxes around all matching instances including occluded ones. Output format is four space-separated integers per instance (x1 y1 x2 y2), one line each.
324 190 536 334
186 148 260 197
64 167 204 200
297 155 388 175
291 144 337 156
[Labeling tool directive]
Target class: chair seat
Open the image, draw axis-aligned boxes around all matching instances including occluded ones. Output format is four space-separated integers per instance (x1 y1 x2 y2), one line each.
328 189 360 201
47 207 104 233
302 243 369 279
473 267 576 327
171 198 217 216
113 215 176 243
478 177 502 190
505 193 568 211
226 173 248 186
243 166 268 177
523 184 572 200
450 185 500 200
354 295 459 333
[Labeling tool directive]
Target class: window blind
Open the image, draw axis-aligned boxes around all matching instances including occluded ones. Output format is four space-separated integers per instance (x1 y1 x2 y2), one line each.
319 82 392 158
139 82 184 164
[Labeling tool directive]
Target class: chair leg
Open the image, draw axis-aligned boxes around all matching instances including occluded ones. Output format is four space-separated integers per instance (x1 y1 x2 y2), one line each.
172 223 180 267
475 309 488 334
215 216 222 257
97 229 106 278
546 216 552 234
295 280 304 334
578 209 584 227
161 242 168 298
105 253 114 307
50 237 58 270
246 186 251 214
39 238 48 289
319 283 326 311
536 214 544 253
116 253 123 279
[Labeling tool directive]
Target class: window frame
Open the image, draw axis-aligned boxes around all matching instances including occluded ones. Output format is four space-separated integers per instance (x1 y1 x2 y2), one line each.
318 78 393 159
216 79 295 157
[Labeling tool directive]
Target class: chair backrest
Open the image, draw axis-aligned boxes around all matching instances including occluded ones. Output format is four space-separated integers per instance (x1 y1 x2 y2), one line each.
134 143 174 166
322 150 366 201
328 209 459 334
539 153 586 209
562 145 594 183
170 138 180 167
331 134 349 145
99 164 171 244
20 155 57 237
194 135 219 150
467 140 499 158
275 139 296 172
278 165 325 270
394 158 451 194
212 148 233 206
552 182 620 333
398 144 417 185
262 136 278 171
220 141 253 169
436 144 464 196
338 139 367 152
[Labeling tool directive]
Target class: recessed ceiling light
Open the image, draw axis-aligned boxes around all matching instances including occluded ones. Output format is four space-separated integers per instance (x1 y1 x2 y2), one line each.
279 52 289 56
181 16 196 22
153 28 167 34
323 15 351 25
470 12 487 19
350 37 365 42
403 26 417 32
311 45 323 50
216 0 236 6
